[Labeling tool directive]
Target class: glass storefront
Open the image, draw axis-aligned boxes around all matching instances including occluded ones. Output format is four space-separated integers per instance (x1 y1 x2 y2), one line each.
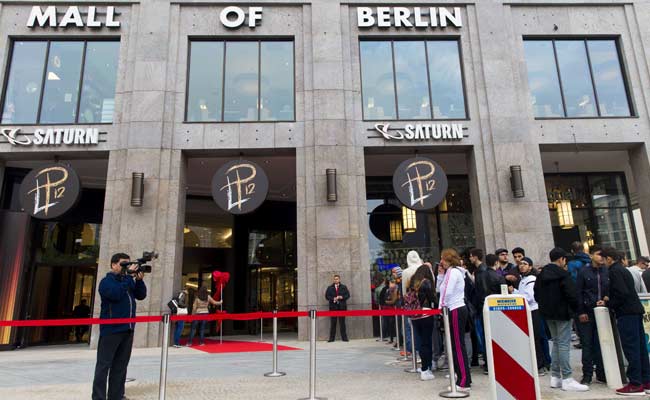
545 173 639 259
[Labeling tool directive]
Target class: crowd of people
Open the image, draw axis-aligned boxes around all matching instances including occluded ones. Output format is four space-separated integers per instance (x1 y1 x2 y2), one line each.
372 243 650 396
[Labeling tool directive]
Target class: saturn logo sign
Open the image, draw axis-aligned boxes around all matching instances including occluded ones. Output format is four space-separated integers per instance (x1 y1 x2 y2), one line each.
371 123 465 141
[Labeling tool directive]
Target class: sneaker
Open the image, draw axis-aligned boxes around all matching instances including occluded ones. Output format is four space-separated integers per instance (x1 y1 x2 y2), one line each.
580 376 592 385
571 333 578 341
416 367 422 373
562 378 589 392
172 344 181 348
538 367 547 377
185 343 192 347
550 376 562 389
616 384 645 396
446 385 471 392
420 370 434 381
400 351 412 357
431 361 438 371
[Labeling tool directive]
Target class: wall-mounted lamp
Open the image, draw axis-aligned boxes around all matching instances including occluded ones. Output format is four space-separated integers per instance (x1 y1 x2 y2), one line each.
131 172 144 207
326 169 337 202
510 165 525 198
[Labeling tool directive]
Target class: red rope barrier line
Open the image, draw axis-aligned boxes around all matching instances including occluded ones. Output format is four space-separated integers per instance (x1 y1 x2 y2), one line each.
0 308 441 327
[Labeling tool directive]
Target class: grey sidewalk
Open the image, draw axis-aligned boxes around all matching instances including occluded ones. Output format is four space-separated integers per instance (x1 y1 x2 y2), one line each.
0 336 618 399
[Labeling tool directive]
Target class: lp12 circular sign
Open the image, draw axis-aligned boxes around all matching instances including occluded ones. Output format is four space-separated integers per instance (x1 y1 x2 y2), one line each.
211 159 269 215
19 164 81 219
392 157 448 211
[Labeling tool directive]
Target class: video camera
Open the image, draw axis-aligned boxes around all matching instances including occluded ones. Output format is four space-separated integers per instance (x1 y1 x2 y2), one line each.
119 251 158 274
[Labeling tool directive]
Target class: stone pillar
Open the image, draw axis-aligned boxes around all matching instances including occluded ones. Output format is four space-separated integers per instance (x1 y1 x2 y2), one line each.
297 0 372 340
629 144 650 252
472 3 554 263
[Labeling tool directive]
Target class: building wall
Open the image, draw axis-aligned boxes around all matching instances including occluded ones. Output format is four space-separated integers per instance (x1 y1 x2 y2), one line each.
0 0 649 346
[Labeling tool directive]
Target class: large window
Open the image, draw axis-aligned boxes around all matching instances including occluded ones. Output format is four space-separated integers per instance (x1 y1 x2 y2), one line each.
186 40 294 122
545 173 639 260
1 40 120 125
360 39 467 121
524 39 632 118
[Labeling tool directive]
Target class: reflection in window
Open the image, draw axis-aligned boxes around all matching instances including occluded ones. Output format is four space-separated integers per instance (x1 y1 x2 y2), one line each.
360 39 467 120
186 40 294 122
1 40 120 124
524 39 632 118
1 42 47 124
78 42 120 123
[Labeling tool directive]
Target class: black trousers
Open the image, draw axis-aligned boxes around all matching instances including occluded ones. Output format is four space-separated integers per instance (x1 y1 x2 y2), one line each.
531 310 547 370
617 314 650 386
577 312 605 380
92 331 134 400
449 306 472 388
412 317 434 371
329 316 348 340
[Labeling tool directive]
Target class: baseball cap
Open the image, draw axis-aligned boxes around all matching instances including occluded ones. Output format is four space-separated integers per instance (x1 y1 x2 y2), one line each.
495 248 508 255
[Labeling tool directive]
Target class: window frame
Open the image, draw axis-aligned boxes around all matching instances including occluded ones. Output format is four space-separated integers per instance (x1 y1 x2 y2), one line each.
358 36 470 122
184 37 296 124
524 36 636 120
0 37 121 126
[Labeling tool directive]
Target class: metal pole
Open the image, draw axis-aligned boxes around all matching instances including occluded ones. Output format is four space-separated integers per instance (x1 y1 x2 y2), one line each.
158 314 171 400
260 317 264 342
398 314 409 361
265 310 286 377
219 284 223 345
298 309 325 400
404 318 418 373
392 314 400 351
376 305 384 342
439 307 469 398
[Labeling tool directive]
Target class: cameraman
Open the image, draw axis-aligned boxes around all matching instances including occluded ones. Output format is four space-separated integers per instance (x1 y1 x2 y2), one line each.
92 253 147 400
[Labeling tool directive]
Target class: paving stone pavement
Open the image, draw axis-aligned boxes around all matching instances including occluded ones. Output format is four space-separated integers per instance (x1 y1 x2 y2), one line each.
0 336 619 399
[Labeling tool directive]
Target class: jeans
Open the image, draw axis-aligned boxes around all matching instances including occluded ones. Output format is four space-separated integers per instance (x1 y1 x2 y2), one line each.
546 319 572 379
92 331 134 400
531 310 546 370
189 320 207 345
449 306 472 388
412 317 434 371
405 316 412 352
616 314 650 386
577 313 604 380
173 321 184 346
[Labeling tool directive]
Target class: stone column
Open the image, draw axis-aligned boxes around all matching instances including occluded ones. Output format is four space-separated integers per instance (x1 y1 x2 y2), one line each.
629 144 650 252
297 0 372 340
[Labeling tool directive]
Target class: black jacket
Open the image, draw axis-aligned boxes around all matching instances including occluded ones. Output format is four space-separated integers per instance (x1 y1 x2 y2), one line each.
575 264 609 315
476 266 506 311
607 262 644 317
534 263 577 321
325 283 350 310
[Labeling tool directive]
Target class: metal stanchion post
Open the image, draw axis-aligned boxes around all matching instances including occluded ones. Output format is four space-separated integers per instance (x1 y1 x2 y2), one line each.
404 318 418 373
298 309 326 400
265 310 286 377
219 284 223 345
376 306 384 342
260 317 264 342
439 307 469 398
392 314 400 351
158 313 171 400
398 314 409 361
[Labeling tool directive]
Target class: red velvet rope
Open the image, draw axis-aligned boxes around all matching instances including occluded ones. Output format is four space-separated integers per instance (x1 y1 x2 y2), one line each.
0 309 441 327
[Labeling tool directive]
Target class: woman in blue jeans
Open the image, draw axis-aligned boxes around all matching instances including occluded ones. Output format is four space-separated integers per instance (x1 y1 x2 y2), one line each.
187 285 222 346
407 264 437 381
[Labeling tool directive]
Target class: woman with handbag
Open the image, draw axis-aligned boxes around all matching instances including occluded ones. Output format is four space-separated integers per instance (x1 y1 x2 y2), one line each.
187 285 222 346
170 290 188 348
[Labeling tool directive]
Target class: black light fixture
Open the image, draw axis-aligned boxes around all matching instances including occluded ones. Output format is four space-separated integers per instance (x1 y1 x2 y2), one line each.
326 169 337 202
131 172 144 207
510 165 525 198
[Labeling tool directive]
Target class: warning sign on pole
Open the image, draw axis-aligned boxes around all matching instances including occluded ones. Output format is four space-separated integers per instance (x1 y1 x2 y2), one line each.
484 294 541 400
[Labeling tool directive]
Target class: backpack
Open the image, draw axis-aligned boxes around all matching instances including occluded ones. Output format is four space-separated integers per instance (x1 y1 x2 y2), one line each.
379 285 389 306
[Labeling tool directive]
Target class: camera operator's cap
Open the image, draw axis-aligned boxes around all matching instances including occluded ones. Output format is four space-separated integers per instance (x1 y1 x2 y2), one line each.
495 248 508 255
549 247 570 262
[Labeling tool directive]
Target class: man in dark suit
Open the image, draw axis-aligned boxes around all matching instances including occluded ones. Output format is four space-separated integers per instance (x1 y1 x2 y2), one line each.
325 274 350 342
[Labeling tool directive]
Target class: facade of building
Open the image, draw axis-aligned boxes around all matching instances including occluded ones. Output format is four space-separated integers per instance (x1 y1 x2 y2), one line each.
1 0 649 348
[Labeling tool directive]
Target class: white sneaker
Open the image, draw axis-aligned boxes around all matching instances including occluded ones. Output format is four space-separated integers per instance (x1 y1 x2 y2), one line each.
416 367 422 373
431 360 438 371
562 378 589 392
551 376 562 388
420 370 434 381
446 385 471 392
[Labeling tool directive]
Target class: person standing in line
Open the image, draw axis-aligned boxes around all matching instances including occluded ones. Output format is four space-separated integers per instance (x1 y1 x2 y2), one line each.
512 247 526 268
187 285 221 346
627 255 648 295
439 248 472 392
72 299 91 343
601 247 650 396
325 274 350 342
170 290 189 348
568 241 591 282
495 248 520 288
402 251 423 356
575 245 608 385
405 265 436 381
468 248 487 365
535 247 588 392
638 257 650 292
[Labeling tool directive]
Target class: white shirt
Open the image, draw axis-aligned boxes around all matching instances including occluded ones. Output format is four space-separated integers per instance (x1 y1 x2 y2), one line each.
439 267 465 311
627 266 648 294
514 275 538 311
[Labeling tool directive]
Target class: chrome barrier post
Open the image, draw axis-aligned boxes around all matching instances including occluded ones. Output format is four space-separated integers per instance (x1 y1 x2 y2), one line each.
260 317 264 342
376 306 384 342
392 314 400 351
404 318 418 373
219 284 223 345
439 307 469 398
265 310 286 377
398 314 409 361
298 309 326 400
158 313 171 400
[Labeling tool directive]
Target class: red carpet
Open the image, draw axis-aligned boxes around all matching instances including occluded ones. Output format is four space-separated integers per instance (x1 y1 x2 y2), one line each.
181 338 302 354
